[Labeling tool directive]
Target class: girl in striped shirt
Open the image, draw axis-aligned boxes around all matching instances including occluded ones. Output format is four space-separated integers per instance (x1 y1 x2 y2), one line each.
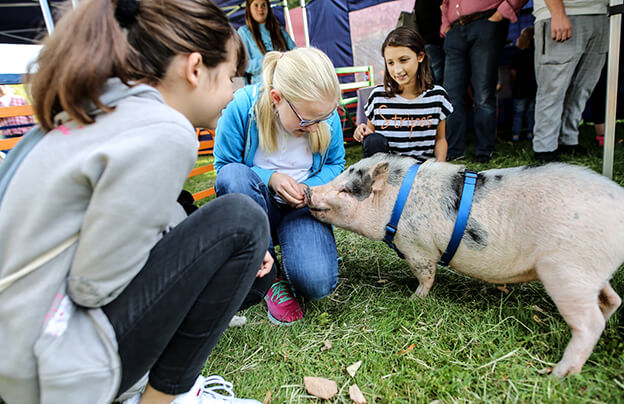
354 27 453 162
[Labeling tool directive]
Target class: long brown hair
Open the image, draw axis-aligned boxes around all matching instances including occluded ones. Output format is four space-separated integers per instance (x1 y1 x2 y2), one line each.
244 0 288 54
381 27 433 97
27 0 246 131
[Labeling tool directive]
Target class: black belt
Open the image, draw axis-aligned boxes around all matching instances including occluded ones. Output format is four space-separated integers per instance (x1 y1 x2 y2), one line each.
450 9 497 28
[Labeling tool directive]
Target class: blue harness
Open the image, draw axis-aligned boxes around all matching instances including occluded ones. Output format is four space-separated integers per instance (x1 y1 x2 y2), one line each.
383 166 478 266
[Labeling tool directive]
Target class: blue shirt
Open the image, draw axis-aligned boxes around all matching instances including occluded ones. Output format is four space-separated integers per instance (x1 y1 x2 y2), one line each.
238 23 296 84
214 84 345 187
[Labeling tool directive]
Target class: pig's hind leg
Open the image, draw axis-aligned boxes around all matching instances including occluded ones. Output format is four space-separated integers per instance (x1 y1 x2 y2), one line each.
405 255 437 298
537 262 607 378
598 282 621 321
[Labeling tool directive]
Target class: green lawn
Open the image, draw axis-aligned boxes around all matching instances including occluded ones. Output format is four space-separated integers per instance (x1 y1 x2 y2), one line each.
185 123 624 403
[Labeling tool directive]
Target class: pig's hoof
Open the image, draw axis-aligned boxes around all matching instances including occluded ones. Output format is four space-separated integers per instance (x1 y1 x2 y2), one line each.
411 285 430 299
552 362 578 379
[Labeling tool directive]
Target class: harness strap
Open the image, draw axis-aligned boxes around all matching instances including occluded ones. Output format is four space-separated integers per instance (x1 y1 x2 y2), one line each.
439 170 478 266
383 164 420 259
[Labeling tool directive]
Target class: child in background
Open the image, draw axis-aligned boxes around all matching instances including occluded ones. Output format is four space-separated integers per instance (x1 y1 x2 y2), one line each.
354 27 453 162
238 0 296 84
510 26 537 142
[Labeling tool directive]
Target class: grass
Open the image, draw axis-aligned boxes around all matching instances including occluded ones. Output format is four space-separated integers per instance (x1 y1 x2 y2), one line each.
183 123 624 403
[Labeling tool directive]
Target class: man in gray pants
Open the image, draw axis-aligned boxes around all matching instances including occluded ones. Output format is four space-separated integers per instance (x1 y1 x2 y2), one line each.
532 0 608 161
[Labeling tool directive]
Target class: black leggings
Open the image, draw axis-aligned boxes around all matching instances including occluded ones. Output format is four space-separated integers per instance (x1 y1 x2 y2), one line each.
103 194 274 396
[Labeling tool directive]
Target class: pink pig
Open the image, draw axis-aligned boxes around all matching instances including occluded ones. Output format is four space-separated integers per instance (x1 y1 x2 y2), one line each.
306 154 623 378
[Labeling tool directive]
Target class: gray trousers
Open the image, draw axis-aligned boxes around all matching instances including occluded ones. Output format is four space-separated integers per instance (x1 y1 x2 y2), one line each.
533 14 608 152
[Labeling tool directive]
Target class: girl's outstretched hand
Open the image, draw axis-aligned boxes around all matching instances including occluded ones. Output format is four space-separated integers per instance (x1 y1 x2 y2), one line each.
353 123 373 143
257 251 274 278
269 172 306 208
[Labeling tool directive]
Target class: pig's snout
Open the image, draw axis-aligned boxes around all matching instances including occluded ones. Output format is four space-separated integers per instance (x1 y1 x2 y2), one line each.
305 186 330 214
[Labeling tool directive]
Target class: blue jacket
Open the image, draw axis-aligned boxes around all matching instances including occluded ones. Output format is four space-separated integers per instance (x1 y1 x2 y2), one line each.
214 84 346 187
238 24 296 84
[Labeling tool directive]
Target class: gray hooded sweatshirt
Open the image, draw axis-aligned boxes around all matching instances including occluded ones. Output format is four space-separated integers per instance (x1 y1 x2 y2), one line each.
0 79 197 404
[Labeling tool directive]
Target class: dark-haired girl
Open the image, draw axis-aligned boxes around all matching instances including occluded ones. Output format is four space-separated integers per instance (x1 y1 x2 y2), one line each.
354 27 453 162
0 0 271 403
238 0 296 84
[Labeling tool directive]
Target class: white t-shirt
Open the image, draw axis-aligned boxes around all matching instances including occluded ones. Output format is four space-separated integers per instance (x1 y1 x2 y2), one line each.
253 123 313 184
533 0 607 22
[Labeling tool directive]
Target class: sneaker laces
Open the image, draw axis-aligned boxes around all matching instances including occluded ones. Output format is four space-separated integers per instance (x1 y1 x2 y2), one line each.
268 279 295 304
201 375 237 400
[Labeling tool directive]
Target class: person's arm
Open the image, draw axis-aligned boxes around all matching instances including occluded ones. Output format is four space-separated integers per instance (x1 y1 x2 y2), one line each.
434 119 448 161
354 120 375 143
440 0 450 36
238 26 264 77
491 0 530 23
214 89 251 173
67 122 197 307
281 26 297 50
302 110 346 187
544 0 572 41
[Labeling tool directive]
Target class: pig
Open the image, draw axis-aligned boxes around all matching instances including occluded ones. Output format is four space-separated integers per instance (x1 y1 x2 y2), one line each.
305 153 623 378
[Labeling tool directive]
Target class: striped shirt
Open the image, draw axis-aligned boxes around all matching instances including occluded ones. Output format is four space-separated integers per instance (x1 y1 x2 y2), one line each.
365 84 453 162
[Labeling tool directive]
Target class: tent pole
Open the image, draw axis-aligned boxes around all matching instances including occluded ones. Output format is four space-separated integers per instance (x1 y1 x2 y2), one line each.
300 0 310 47
282 0 294 41
38 0 54 34
603 0 623 179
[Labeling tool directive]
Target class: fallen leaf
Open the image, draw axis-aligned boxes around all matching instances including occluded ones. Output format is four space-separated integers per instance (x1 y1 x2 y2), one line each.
349 384 366 404
377 279 388 284
304 376 337 400
533 314 542 323
263 390 271 404
396 344 415 355
496 284 509 294
320 340 333 352
435 317 443 329
347 361 362 377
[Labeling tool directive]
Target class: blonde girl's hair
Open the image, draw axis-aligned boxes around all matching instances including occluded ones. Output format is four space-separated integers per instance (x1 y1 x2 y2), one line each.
244 0 289 54
256 47 340 154
26 0 246 132
382 26 433 98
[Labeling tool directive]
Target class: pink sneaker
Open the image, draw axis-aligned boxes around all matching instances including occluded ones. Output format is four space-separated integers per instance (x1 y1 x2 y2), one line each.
264 278 303 326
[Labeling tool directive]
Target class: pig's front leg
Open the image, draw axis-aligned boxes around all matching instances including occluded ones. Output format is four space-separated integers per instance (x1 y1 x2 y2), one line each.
405 254 437 298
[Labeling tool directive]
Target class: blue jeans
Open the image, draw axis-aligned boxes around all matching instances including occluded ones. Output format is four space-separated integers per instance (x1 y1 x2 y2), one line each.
511 98 535 135
443 18 508 158
425 44 445 85
103 194 271 396
215 163 338 300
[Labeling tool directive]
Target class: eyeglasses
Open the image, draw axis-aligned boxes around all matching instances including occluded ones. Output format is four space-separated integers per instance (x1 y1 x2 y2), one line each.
285 99 333 127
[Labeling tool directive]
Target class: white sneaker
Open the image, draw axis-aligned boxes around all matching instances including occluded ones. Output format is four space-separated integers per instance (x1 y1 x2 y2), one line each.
172 375 261 404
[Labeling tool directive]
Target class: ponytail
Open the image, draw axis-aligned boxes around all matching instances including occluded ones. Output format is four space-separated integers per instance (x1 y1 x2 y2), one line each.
256 52 281 152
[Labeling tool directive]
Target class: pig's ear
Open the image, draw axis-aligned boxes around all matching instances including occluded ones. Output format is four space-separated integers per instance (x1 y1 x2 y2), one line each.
371 162 389 193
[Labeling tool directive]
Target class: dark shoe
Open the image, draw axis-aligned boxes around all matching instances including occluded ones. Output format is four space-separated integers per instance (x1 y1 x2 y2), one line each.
533 151 558 162
558 143 588 156
474 154 491 163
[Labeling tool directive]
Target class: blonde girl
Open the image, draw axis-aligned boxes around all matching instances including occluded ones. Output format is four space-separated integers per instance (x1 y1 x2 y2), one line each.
214 47 345 326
